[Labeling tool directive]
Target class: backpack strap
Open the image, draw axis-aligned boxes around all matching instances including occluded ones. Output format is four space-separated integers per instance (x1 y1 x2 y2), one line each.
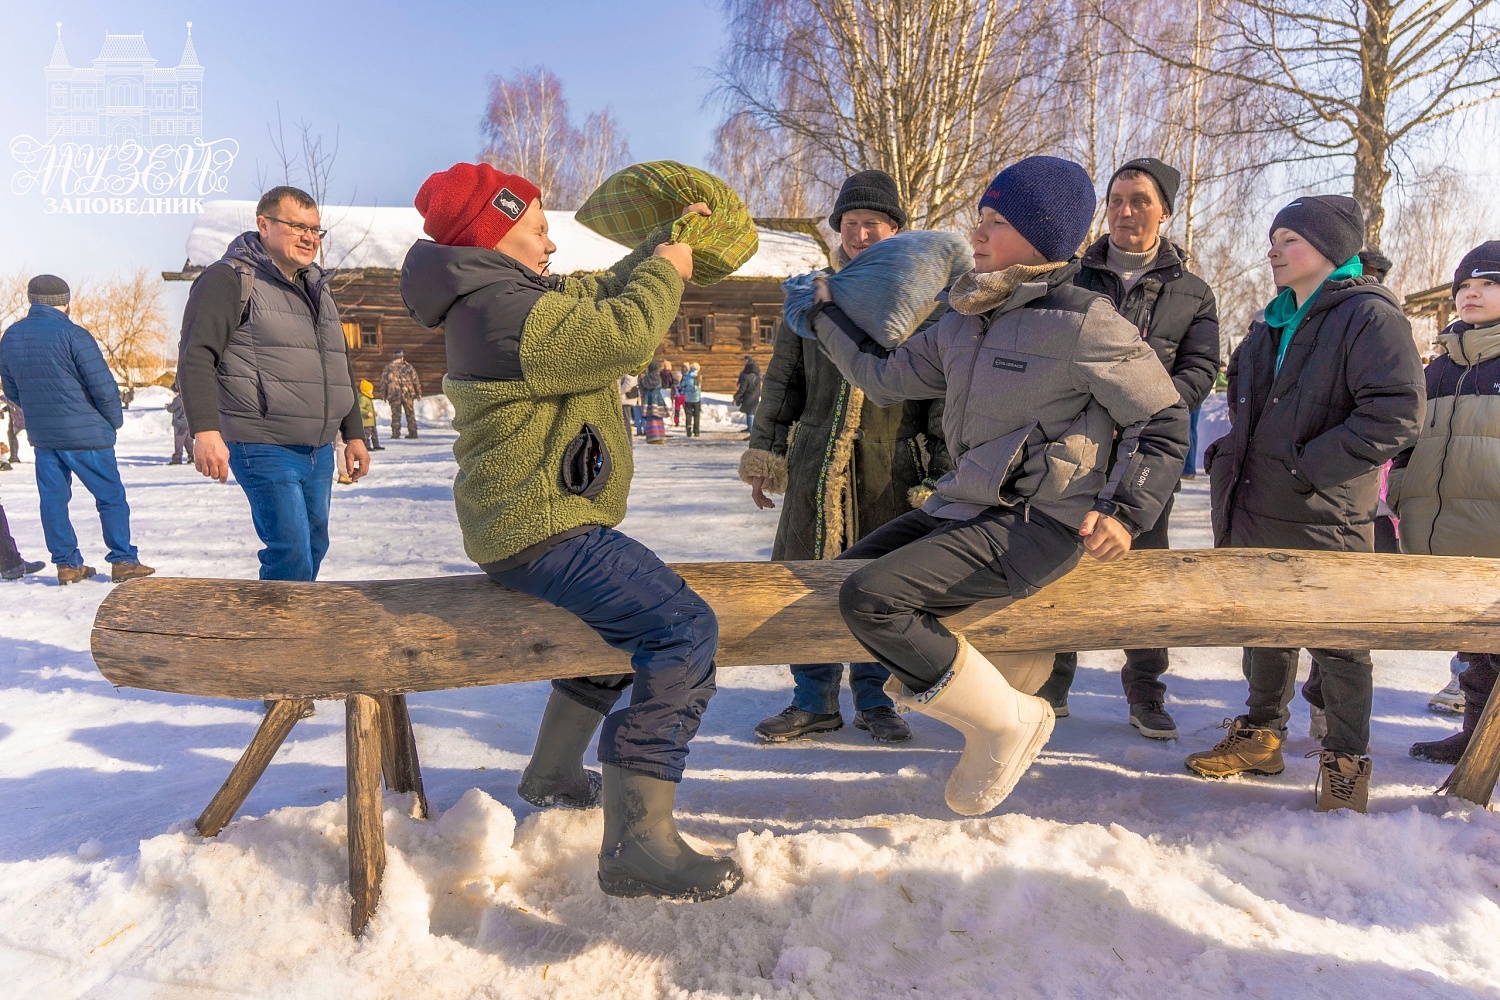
194 259 255 325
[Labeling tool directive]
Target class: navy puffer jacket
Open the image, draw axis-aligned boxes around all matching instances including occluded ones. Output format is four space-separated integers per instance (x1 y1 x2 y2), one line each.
0 304 123 450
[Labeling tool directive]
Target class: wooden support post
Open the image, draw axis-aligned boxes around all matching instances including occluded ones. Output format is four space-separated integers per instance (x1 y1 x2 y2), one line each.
346 693 386 936
1445 682 1500 807
376 694 428 819
195 698 312 837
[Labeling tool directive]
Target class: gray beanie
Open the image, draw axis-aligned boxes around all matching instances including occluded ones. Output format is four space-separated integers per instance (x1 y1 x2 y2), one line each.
27 274 70 307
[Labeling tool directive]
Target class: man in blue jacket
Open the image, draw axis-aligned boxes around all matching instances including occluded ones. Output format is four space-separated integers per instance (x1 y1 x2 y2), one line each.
0 276 153 584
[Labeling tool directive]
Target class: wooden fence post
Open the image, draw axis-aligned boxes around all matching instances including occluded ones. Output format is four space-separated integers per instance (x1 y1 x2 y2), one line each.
1445 682 1500 807
377 693 429 819
346 694 386 935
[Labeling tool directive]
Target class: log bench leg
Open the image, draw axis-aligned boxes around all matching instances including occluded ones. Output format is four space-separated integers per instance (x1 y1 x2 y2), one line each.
376 694 428 819
347 693 386 936
195 698 313 837
1445 681 1500 806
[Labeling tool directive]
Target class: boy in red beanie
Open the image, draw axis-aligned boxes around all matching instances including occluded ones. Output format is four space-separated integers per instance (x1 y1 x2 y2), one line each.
401 163 742 902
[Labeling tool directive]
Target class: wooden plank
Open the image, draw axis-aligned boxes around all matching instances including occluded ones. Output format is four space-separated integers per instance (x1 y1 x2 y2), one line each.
195 699 312 837
90 551 1500 701
346 694 386 936
1445 681 1500 806
376 694 428 819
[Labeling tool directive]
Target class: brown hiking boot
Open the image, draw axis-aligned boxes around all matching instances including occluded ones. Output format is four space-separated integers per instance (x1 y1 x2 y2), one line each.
1185 717 1285 778
1311 750 1371 813
110 561 156 583
57 564 96 585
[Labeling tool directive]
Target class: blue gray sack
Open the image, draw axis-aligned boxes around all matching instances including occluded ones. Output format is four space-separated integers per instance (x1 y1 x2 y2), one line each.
783 230 973 347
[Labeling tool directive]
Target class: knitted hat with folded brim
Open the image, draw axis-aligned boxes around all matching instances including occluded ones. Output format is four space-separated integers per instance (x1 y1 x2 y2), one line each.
1109 157 1181 215
27 274 70 307
415 162 542 248
1453 240 1500 298
978 156 1097 263
829 169 908 230
1269 195 1364 268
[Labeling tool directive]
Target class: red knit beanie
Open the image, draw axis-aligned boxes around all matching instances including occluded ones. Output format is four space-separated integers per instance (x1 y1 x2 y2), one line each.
414 163 541 248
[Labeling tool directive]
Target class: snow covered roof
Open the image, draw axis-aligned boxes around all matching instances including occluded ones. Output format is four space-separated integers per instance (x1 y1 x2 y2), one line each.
180 201 828 278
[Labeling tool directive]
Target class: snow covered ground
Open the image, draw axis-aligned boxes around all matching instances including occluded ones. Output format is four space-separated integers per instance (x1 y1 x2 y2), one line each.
1 390 1497 999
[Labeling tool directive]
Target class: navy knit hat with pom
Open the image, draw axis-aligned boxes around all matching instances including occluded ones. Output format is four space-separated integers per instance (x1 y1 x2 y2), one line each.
978 156 1097 262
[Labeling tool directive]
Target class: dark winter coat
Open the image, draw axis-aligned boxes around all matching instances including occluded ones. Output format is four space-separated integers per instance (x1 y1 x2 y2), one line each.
748 316 954 559
1388 320 1500 557
734 361 762 414
1074 236 1220 412
1207 276 1424 551
0 303 122 451
178 232 360 447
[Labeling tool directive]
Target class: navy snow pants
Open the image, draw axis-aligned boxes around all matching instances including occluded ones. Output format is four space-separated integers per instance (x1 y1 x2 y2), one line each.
484 527 718 782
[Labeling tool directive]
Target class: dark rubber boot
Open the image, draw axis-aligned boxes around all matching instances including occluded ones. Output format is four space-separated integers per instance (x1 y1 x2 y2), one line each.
597 765 744 902
518 690 605 809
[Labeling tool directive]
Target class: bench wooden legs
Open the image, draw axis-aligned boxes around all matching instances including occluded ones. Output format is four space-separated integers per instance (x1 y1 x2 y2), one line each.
1446 682 1500 806
376 694 429 819
346 694 386 935
195 699 313 837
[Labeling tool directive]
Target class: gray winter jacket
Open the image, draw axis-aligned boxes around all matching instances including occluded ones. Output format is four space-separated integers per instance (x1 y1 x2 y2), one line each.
813 263 1188 533
179 232 359 447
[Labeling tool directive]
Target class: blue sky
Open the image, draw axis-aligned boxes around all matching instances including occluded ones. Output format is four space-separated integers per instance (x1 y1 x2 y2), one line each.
0 0 730 281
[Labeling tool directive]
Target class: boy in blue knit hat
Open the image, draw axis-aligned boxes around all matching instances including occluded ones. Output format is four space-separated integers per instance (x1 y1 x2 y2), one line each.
807 155 1188 816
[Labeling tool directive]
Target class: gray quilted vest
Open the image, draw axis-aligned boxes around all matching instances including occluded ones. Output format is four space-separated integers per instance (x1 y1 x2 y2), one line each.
210 232 355 447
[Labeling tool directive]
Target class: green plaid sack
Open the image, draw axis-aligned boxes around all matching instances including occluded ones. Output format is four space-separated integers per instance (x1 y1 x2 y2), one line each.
576 161 759 285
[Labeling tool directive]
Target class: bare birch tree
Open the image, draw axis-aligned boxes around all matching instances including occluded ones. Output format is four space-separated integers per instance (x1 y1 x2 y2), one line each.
1101 0 1500 247
709 112 828 218
714 0 1062 228
574 109 633 201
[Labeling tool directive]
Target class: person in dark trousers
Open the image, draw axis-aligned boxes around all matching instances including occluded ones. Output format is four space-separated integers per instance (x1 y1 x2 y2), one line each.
178 185 370 583
1186 195 1424 813
1 392 22 464
0 500 44 580
1389 241 1500 765
680 362 703 436
165 381 193 464
379 349 423 439
739 169 952 745
1037 157 1220 740
810 156 1188 816
733 355 762 433
0 275 154 585
400 160 742 901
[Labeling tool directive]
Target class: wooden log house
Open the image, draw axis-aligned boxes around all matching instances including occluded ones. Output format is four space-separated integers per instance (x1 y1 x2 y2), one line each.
164 201 831 394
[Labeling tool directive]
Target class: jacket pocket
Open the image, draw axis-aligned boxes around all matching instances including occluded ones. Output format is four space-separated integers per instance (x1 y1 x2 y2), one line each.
561 423 612 500
935 422 1038 507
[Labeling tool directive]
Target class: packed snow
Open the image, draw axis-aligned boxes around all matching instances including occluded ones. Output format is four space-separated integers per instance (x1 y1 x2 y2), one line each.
0 388 1497 999
182 201 828 278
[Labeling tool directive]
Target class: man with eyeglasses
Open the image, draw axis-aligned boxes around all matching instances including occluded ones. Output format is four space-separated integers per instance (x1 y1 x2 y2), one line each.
178 185 369 585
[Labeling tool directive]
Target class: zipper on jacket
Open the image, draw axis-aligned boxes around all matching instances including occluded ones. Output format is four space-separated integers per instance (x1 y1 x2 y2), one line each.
1426 363 1470 552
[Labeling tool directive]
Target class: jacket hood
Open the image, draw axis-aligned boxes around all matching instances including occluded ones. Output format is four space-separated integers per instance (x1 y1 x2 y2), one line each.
1439 319 1500 367
224 231 330 298
400 238 558 330
1304 274 1398 317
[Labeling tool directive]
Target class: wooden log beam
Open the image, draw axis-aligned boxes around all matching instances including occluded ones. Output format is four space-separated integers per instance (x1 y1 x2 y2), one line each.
346 694 385 936
376 694 428 819
195 699 312 837
1445 682 1500 806
90 551 1500 701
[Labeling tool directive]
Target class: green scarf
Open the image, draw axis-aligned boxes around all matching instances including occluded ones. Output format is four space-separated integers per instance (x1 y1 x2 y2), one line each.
1265 255 1363 375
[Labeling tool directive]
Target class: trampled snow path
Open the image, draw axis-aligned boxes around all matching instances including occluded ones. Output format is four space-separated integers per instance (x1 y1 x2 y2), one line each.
1 390 1497 999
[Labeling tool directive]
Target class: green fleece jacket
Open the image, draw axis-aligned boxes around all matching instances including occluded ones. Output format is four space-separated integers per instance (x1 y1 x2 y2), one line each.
404 231 683 566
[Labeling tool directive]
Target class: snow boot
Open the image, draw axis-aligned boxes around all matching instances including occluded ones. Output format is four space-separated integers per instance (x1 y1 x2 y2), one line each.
853 706 912 743
1428 656 1466 716
1184 717 1284 778
754 706 843 742
1129 701 1179 739
597 765 744 901
57 563 96 585
1311 750 1371 813
1410 730 1469 765
518 690 605 809
110 560 155 583
885 636 1054 816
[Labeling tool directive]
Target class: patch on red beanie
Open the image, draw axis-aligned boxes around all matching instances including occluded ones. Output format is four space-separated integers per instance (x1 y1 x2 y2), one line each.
414 163 541 248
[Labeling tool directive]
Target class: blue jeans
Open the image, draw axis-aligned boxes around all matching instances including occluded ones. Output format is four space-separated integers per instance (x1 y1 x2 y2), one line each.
484 527 718 782
791 661 894 714
227 442 334 581
1184 406 1201 476
34 447 137 566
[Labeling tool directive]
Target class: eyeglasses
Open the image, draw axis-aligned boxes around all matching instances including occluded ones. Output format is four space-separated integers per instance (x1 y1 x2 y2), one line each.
263 216 327 239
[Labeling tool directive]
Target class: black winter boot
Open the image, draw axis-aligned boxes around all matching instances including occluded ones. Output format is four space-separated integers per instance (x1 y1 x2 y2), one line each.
597 765 744 901
518 690 605 809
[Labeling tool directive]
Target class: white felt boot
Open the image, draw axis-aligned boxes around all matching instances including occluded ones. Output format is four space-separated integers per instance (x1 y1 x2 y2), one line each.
885 637 1055 815
990 651 1053 696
